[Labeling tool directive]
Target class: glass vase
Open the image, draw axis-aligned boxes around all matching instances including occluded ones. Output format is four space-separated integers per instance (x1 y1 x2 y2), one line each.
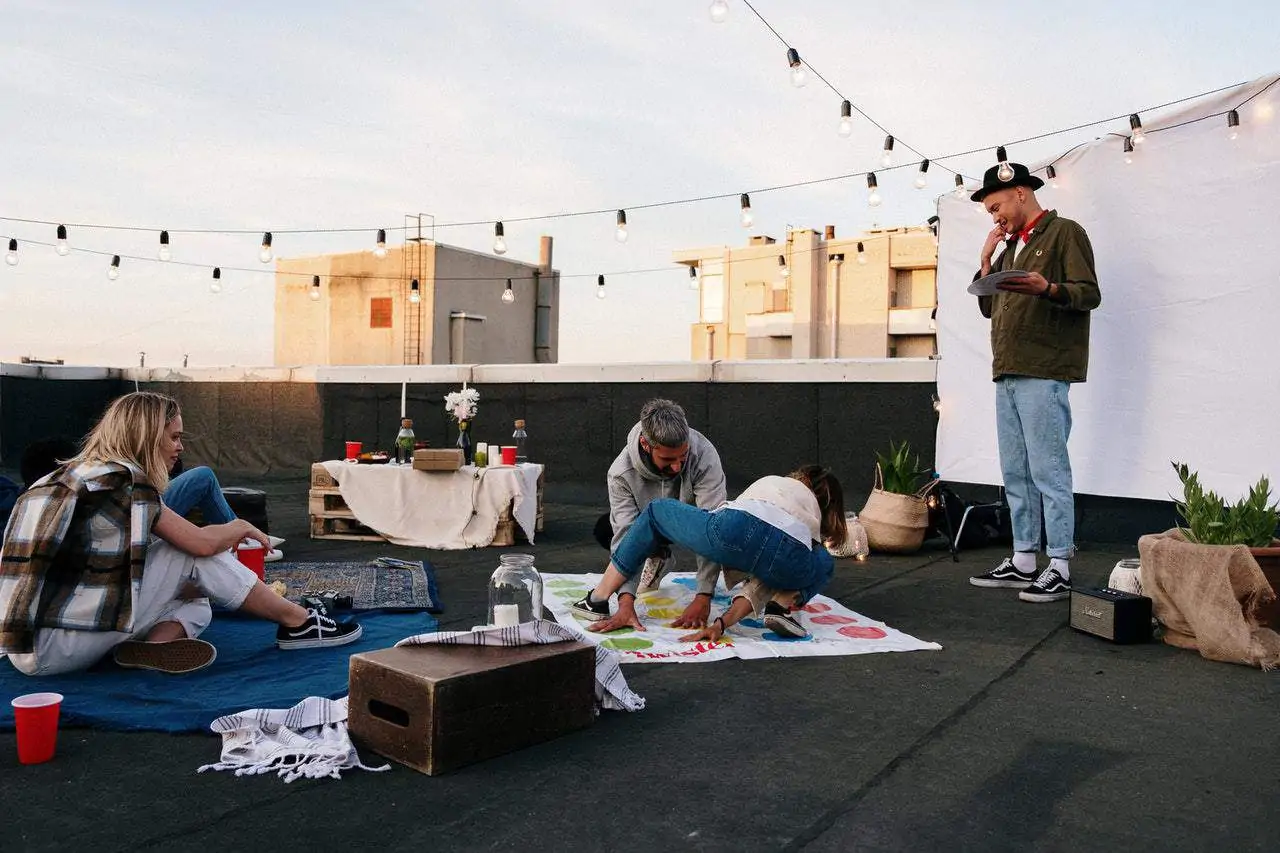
487 553 543 627
456 420 473 464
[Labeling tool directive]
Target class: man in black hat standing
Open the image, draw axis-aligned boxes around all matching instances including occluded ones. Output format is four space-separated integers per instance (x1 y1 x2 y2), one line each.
965 162 1101 603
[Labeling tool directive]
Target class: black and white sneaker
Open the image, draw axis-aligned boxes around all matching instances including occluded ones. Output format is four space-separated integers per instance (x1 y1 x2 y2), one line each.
570 593 610 622
969 557 1038 589
638 555 669 593
763 601 809 639
1019 567 1072 602
277 605 363 649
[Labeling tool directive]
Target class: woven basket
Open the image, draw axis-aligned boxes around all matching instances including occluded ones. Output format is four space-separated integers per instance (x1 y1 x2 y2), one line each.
858 464 936 554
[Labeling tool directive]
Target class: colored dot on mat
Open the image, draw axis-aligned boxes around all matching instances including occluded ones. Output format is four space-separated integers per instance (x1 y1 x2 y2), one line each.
838 625 887 639
641 596 677 606
801 602 832 613
763 631 813 642
547 579 587 588
672 577 698 588
556 589 588 599
810 615 856 625
711 596 731 606
739 618 765 629
602 637 655 651
645 608 685 619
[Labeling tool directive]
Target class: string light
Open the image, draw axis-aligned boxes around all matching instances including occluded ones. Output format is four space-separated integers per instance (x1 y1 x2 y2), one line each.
927 215 940 247
866 172 882 208
856 242 867 265
778 254 790 278
311 274 322 302
107 255 120 280
881 135 895 168
688 266 699 290
501 278 515 304
408 278 421 304
1227 109 1240 139
1046 164 1059 188
954 173 966 198
785 48 806 88
615 209 628 243
914 159 930 189
158 230 171 261
55 224 69 256
493 221 507 255
374 228 388 259
1124 136 1135 164
5 238 17 266
596 274 607 299
259 232 273 263
838 100 853 137
995 146 1014 182
739 193 753 228
211 267 222 294
1129 113 1145 145
709 0 728 23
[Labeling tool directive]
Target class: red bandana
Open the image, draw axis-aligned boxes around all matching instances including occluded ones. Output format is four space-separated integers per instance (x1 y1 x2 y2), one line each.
1016 211 1048 244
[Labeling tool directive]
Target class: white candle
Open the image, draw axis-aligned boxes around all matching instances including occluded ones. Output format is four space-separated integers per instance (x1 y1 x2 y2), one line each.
400 382 406 417
493 604 520 628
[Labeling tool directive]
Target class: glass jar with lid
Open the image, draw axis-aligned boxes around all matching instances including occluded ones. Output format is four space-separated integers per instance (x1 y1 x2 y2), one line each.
487 553 543 627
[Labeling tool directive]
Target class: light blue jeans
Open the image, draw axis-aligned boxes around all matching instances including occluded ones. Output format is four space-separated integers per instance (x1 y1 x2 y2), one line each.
995 376 1075 559
164 466 235 524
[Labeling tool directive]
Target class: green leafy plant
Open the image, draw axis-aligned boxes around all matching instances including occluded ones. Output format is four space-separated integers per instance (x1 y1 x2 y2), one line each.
1172 461 1280 547
876 440 930 495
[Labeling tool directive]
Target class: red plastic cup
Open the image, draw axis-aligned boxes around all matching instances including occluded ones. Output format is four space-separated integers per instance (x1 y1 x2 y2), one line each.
236 541 266 580
11 692 63 765
344 441 362 460
500 446 517 465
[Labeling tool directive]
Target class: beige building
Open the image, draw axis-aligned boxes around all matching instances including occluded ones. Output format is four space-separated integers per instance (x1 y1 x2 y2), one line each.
675 226 937 360
274 236 560 365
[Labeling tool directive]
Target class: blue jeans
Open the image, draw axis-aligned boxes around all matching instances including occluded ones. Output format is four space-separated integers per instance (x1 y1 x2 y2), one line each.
611 499 834 605
995 376 1074 559
164 467 235 524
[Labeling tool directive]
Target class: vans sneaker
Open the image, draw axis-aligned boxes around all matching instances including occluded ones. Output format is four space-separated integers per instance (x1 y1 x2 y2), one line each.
113 638 217 674
969 557 1038 589
763 601 809 639
277 604 363 649
638 555 669 593
1019 566 1071 602
570 593 610 622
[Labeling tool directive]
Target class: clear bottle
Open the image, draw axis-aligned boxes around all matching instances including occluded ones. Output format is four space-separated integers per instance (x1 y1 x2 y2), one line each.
395 418 415 464
487 553 543 626
473 441 489 468
512 418 528 464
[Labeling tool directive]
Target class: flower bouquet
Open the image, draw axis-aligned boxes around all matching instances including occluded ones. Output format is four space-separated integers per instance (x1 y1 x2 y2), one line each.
444 386 480 463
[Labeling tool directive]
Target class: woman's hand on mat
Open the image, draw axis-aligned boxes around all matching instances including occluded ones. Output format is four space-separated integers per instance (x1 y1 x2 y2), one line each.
679 621 724 643
670 594 711 629
586 597 645 633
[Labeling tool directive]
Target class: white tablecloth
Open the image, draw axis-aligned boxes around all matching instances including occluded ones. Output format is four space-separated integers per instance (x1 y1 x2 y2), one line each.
320 461 543 549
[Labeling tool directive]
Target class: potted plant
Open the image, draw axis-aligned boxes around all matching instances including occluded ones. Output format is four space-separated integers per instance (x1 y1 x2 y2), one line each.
858 440 938 554
1171 462 1280 625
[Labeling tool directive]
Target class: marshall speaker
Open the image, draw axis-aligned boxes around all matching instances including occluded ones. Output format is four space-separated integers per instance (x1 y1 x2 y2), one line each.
1070 586 1153 644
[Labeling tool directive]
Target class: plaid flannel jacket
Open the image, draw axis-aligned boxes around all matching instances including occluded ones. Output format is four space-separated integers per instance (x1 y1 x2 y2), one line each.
0 460 161 654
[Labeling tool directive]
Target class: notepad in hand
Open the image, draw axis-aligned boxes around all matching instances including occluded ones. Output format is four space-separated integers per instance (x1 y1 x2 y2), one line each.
968 269 1030 295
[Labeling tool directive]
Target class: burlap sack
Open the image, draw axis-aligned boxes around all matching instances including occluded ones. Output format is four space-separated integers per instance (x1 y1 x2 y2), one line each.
1137 528 1280 669
858 465 937 554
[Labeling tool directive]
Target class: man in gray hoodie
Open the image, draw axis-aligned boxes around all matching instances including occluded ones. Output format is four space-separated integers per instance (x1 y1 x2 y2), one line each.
588 398 727 633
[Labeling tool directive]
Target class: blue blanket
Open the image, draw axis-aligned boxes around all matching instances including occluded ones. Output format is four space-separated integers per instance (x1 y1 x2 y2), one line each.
0 610 437 733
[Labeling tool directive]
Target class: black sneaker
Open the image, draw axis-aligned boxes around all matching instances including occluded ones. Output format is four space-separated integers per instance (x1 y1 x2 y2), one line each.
570 592 610 621
1019 567 1072 602
277 605 363 649
638 555 669 593
969 557 1038 589
763 601 809 639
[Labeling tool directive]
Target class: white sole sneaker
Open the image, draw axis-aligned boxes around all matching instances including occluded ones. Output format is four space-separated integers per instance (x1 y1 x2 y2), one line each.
764 613 809 639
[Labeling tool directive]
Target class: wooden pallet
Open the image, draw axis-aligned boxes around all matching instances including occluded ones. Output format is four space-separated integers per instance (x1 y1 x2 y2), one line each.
311 462 339 489
308 473 384 541
309 488 354 518
309 514 385 542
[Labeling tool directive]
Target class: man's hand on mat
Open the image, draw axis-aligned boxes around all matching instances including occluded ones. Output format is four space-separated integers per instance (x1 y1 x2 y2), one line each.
586 597 645 633
679 623 724 643
670 593 711 629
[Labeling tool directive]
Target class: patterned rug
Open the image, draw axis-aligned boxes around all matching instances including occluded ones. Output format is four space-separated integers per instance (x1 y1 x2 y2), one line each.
265 558 441 612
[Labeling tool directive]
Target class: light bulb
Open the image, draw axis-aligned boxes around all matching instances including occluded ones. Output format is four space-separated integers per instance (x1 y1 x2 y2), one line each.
866 172 882 207
914 159 929 189
709 0 728 23
493 221 506 255
786 48 806 88
211 267 222 294
1123 136 1134 164
615 209 628 243
857 242 867 265
107 255 120 280
881 135 894 168
259 232 273 263
954 174 967 198
158 230 171 261
5 239 17 266
409 278 420 304
1129 114 1145 145
596 274 606 300
501 282 516 304
995 146 1013 182
688 267 700 290
55 224 69 256
374 228 388 259
739 193 753 228
1046 165 1059 189
778 255 790 278
308 287 320 301
1227 109 1240 140
838 100 853 137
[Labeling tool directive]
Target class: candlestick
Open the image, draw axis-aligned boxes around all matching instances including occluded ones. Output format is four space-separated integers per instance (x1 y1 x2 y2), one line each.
493 603 520 628
400 382 406 417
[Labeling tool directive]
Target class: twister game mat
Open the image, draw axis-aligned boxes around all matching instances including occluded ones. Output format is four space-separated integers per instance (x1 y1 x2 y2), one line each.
543 572 941 663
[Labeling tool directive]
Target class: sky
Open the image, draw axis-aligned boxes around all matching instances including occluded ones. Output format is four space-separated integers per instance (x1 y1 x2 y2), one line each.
0 0 1276 368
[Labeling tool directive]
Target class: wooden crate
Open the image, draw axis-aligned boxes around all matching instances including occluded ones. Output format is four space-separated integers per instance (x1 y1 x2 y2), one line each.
348 642 596 775
309 515 385 542
308 488 354 518
311 462 339 489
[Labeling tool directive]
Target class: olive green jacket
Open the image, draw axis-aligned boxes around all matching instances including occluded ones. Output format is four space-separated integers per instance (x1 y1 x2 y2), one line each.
977 210 1101 382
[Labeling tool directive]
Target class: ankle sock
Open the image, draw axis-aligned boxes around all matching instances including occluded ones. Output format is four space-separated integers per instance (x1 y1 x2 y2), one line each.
1048 558 1070 580
587 590 607 606
1012 551 1038 574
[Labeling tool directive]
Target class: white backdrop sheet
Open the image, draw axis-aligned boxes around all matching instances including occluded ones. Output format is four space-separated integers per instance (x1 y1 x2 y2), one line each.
934 76 1280 502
